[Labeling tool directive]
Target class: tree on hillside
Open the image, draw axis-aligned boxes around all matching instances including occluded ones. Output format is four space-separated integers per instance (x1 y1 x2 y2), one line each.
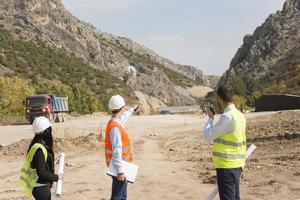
0 77 34 118
228 77 247 96
233 95 249 112
35 82 101 114
71 83 101 114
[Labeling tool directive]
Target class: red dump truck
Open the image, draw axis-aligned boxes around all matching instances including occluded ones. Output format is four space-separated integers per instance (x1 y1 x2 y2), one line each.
25 95 69 124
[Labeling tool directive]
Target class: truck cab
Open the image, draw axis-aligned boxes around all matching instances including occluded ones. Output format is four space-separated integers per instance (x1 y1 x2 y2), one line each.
25 95 53 124
25 95 68 124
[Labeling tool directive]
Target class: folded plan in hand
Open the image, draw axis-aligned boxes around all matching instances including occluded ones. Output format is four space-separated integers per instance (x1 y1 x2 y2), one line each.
107 161 139 183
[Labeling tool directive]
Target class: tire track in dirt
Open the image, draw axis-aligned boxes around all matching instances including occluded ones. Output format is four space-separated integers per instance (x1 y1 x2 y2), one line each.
130 127 212 200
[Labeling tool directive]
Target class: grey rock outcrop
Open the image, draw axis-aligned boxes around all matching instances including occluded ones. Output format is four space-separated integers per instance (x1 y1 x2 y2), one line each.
0 0 217 110
219 0 300 93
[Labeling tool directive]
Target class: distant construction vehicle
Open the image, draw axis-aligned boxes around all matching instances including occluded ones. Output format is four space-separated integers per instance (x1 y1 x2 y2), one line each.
25 95 69 124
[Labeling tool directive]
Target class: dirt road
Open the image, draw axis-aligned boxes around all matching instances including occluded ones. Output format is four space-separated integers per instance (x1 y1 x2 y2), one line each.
0 114 213 200
0 111 299 199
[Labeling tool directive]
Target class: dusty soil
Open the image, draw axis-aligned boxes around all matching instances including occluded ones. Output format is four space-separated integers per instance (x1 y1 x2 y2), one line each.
0 133 102 157
0 111 299 200
166 110 300 200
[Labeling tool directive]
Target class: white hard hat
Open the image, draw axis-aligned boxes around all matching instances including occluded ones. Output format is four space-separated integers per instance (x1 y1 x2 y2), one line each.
108 95 126 111
32 116 52 134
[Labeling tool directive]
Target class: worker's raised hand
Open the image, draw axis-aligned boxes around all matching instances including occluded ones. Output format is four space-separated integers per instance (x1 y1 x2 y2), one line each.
207 109 214 119
117 174 126 182
133 105 139 112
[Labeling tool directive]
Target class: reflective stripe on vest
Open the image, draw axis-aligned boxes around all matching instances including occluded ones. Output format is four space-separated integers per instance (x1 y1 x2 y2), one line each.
214 138 246 147
212 107 246 169
21 168 39 180
122 146 130 153
19 143 48 197
105 149 112 154
20 176 33 191
212 152 246 159
104 120 133 167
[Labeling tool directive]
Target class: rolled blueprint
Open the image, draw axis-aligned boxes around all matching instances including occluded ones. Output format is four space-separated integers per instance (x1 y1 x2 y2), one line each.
55 152 65 198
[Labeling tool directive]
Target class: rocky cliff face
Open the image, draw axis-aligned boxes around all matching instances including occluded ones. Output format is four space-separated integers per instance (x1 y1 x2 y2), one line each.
0 0 217 113
219 0 300 95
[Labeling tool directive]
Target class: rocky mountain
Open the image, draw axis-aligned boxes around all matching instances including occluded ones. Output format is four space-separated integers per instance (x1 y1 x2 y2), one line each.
0 0 218 114
219 0 300 95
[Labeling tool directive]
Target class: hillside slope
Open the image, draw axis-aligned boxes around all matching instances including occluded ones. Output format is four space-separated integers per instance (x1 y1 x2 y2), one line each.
219 0 300 95
0 28 137 113
0 0 218 113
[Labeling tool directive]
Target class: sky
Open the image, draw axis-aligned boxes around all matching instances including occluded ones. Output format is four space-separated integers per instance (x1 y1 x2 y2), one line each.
61 0 284 75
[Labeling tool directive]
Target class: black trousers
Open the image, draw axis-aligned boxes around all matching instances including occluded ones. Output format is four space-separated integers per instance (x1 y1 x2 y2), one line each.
216 168 241 200
32 186 51 200
111 176 128 200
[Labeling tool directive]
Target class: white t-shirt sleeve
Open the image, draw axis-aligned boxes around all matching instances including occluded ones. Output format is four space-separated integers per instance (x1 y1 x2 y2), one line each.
204 113 234 142
120 108 134 125
109 127 124 174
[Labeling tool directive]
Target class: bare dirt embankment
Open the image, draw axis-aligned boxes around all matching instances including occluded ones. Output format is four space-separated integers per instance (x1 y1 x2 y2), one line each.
0 133 102 157
166 111 300 200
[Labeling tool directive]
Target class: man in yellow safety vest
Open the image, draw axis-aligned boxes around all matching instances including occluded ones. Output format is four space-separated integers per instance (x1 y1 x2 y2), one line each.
204 85 246 200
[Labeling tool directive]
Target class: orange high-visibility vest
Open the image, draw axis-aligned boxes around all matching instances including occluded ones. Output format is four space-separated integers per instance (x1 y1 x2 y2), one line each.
105 119 133 167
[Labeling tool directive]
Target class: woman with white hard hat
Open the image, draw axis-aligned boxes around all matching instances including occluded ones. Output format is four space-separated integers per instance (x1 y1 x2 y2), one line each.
20 116 62 200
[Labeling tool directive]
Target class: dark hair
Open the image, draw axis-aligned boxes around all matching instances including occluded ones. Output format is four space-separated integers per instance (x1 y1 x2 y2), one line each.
111 106 124 114
27 127 54 153
217 85 234 102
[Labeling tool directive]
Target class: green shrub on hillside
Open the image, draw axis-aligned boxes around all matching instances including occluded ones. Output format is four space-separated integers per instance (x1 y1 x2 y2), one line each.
264 64 300 95
224 75 262 108
35 82 100 114
0 76 102 119
233 95 249 112
0 28 137 114
71 83 101 114
246 91 262 108
0 77 34 118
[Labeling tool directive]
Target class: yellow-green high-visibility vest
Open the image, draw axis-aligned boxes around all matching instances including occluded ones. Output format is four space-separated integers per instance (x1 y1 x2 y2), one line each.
212 107 246 169
20 143 48 197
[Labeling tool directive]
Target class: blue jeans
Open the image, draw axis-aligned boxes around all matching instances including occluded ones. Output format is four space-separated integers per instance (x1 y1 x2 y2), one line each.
216 168 241 200
111 176 128 200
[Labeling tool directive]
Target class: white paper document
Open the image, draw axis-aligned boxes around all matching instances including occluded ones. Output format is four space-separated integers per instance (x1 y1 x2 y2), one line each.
107 161 139 183
55 152 65 198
